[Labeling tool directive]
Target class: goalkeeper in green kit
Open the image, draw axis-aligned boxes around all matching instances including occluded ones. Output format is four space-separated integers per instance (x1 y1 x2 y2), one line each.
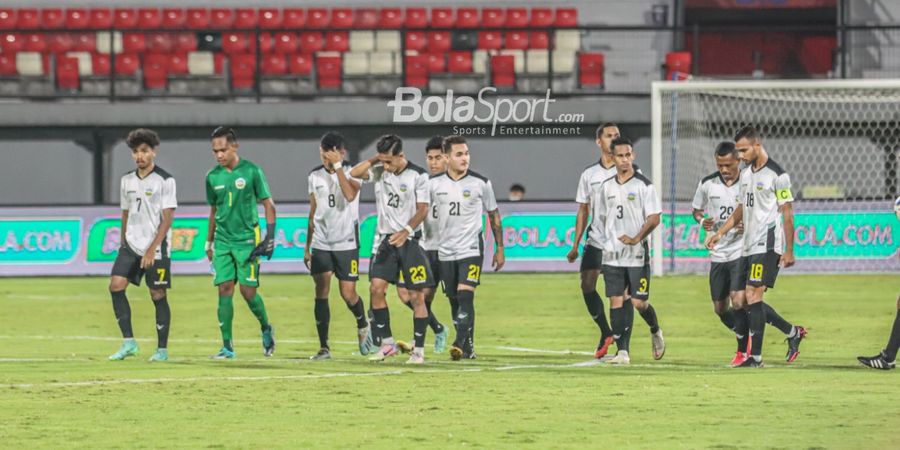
204 127 277 359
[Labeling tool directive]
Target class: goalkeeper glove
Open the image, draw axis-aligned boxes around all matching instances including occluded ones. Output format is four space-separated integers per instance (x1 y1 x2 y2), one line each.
248 223 276 262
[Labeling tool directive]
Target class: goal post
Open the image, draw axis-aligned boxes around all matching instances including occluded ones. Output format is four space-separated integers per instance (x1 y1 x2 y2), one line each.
651 79 900 275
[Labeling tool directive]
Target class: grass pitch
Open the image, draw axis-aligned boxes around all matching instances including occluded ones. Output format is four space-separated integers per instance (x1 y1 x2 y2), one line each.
0 273 898 449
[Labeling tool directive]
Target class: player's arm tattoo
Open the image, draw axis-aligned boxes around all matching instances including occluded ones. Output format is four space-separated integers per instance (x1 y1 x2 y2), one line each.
334 168 360 202
408 202 429 229
488 209 504 248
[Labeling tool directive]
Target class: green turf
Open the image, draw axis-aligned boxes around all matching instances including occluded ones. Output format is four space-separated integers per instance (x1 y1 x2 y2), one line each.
0 273 898 449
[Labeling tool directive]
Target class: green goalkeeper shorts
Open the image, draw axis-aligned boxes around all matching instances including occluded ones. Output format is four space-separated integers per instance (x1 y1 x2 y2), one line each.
212 240 261 287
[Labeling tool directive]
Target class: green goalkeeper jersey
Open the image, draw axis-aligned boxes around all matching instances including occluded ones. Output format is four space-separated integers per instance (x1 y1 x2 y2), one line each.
205 158 272 244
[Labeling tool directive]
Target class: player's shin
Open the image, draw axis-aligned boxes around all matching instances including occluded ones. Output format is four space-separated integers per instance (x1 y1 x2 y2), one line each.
246 294 270 330
583 290 612 337
111 290 134 339
748 302 766 358
217 295 234 350
153 295 170 349
315 298 330 349
885 310 900 362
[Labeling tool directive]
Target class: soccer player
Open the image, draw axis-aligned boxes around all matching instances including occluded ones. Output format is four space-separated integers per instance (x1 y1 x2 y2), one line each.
429 135 505 361
706 125 807 368
567 123 620 359
856 197 900 370
693 141 802 367
108 128 176 362
204 127 277 359
394 135 450 354
350 134 434 364
304 132 373 360
596 137 665 365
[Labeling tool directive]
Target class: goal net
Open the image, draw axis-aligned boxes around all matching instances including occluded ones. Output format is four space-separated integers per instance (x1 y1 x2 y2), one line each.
650 80 900 275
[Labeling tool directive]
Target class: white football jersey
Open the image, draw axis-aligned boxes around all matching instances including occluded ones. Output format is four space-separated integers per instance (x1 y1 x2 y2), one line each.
692 172 743 262
596 172 661 267
365 162 430 236
738 158 793 256
429 170 498 261
576 160 641 249
308 163 362 251
422 204 440 251
120 166 177 258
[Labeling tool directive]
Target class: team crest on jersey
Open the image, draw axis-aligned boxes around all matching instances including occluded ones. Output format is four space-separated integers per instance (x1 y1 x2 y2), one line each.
756 182 764 191
235 178 247 189
399 183 408 192
627 192 636 201
144 189 153 197
463 189 472 198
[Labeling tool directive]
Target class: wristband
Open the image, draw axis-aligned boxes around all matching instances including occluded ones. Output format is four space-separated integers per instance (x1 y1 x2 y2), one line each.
332 161 343 170
403 224 414 235
205 241 213 251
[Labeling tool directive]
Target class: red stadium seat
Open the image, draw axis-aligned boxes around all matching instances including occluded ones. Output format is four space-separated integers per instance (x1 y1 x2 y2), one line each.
234 9 258 29
530 8 553 28
482 8 505 28
427 52 446 73
491 54 515 88
529 31 549 49
147 33 174 53
457 8 479 28
427 31 451 53
71 33 96 51
505 8 528 28
222 32 249 54
47 33 74 53
288 53 312 75
250 32 274 54
162 9 185 29
91 53 110 75
379 9 403 29
404 54 428 87
431 8 454 28
16 9 39 30
261 53 286 75
89 9 112 30
355 9 378 29
1 33 24 53
273 32 298 54
405 8 427 28
210 9 235 29
665 51 691 80
316 54 342 89
0 54 16 75
65 9 90 29
113 9 139 29
308 9 329 28
168 53 188 74
0 9 16 30
23 33 47 52
143 54 169 90
122 33 146 54
299 32 324 54
448 51 473 73
186 9 209 30
174 33 197 52
405 31 426 52
56 56 80 90
138 9 162 29
505 31 528 50
259 8 282 29
324 32 348 52
555 8 578 27
114 53 139 76
477 31 502 50
283 9 305 28
229 53 256 89
578 52 604 87
332 8 353 28
41 9 65 29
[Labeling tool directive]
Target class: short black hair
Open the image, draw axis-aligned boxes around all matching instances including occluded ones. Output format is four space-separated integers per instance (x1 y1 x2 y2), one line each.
510 183 525 193
442 135 467 153
375 134 403 155
595 122 618 140
425 135 444 152
211 126 237 143
611 136 633 150
734 125 761 143
126 128 160 149
715 141 738 158
320 131 345 150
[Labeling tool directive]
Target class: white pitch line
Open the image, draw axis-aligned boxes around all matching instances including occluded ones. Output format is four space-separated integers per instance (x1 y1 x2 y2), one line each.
0 358 93 363
494 346 594 356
